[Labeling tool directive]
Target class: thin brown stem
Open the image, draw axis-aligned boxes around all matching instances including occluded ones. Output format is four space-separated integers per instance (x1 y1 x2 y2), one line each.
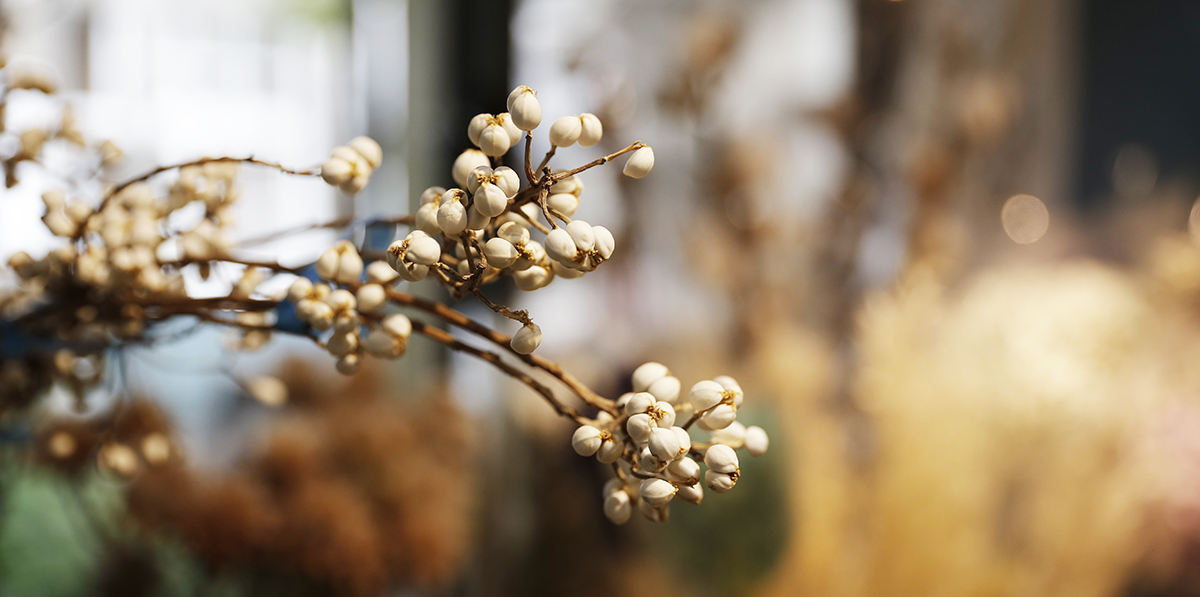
470 289 531 325
523 133 536 182
410 320 587 425
536 145 558 175
551 142 645 180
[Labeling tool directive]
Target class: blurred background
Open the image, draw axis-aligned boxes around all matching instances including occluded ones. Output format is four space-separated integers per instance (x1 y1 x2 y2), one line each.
5 0 1200 595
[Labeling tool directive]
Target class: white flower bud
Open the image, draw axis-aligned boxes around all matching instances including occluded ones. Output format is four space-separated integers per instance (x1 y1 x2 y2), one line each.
406 234 442 266
510 323 542 354
513 265 553 291
288 277 313 302
340 173 370 194
550 260 585 279
577 113 603 147
648 427 682 462
364 328 404 358
348 136 383 169
356 284 387 313
327 331 358 357
507 86 542 131
705 470 737 493
603 478 625 498
544 228 578 265
572 425 603 456
467 113 492 146
465 203 490 231
415 202 442 236
497 112 523 145
465 165 492 194
699 403 737 430
246 376 288 407
640 478 677 508
478 124 511 157
710 421 747 449
632 363 669 393
395 261 429 281
603 489 632 524
622 146 654 179
564 220 595 252
626 413 655 444
484 237 518 269
420 186 446 205
715 375 745 407
547 193 579 217
744 426 769 457
666 456 700 485
672 427 691 455
651 401 677 428
452 149 490 187
637 446 666 472
321 157 352 186
704 443 740 474
497 221 529 245
382 314 412 339
474 183 509 217
493 166 521 197
549 116 582 147
327 288 356 311
596 437 623 463
551 174 583 196
437 198 468 236
647 375 681 403
592 226 615 260
676 482 703 505
336 353 360 375
336 248 363 284
690 380 725 412
366 260 398 284
315 247 340 281
638 499 670 523
615 392 634 411
625 392 657 416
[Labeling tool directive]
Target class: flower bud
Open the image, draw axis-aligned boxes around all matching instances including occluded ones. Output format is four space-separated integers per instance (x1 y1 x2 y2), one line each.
604 489 632 524
497 221 530 245
603 478 625 498
406 234 442 266
622 146 654 179
665 456 700 485
475 183 509 217
420 186 446 205
578 113 603 147
366 260 398 284
637 446 666 472
484 237 518 269
572 425 603 456
395 261 429 281
593 226 615 260
327 288 356 311
327 331 359 357
544 228 578 266
551 173 584 196
336 353 360 375
513 265 553 291
364 328 405 358
626 413 655 444
547 192 579 217
467 113 492 146
465 165 491 195
648 427 682 462
348 136 383 169
710 421 747 449
356 284 387 313
744 425 769 456
452 149 490 187
493 166 521 197
705 470 737 493
511 323 542 355
550 260 585 279
640 478 677 508
651 401 676 428
549 116 582 147
638 499 670 523
596 437 623 463
497 112 523 145
507 85 542 131
437 198 468 235
647 375 681 403
478 123 511 157
704 443 739 474
320 157 352 186
633 362 669 393
336 248 364 284
288 277 313 302
676 482 703 505
416 202 441 236
625 392 657 416
690 380 724 412
698 403 737 430
672 426 691 454
565 220 596 252
382 314 412 339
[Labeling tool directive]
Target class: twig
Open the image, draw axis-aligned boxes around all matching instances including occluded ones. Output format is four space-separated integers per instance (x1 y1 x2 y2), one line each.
551 142 645 180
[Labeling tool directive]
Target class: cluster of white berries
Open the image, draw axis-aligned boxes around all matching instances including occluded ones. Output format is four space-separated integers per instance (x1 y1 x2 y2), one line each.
571 362 769 524
319 136 384 194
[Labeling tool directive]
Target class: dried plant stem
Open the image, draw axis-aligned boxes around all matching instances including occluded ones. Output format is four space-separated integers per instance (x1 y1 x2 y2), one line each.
551 142 645 180
408 320 587 425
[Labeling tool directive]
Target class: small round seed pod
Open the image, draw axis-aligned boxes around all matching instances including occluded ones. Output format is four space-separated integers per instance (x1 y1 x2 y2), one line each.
596 437 623 463
547 192 579 217
549 116 582 147
405 234 442 266
578 113 603 147
625 392 657 416
420 186 446 205
710 421 747 449
437 198 468 236
698 403 737 430
288 277 313 302
484 237 519 269
327 331 359 358
498 221 529 245
637 446 666 473
497 112 523 145
648 427 682 462
363 329 404 358
690 380 724 412
513 265 553 291
676 482 703 505
633 362 669 392
475 183 509 217
382 314 412 339
348 136 383 169
626 413 655 444
665 455 700 485
640 478 677 508
704 443 740 474
320 157 352 186
572 425 603 456
507 85 542 131
622 146 654 179
452 149 490 187
493 166 521 197
335 353 360 375
478 123 511 157
647 375 681 403
671 426 691 455
744 425 770 457
603 489 632 524
651 401 676 428
467 113 492 146
510 323 542 355
356 284 387 313
705 470 737 494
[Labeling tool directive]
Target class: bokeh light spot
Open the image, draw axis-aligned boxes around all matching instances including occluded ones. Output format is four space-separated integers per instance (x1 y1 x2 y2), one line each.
1002 194 1050 244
